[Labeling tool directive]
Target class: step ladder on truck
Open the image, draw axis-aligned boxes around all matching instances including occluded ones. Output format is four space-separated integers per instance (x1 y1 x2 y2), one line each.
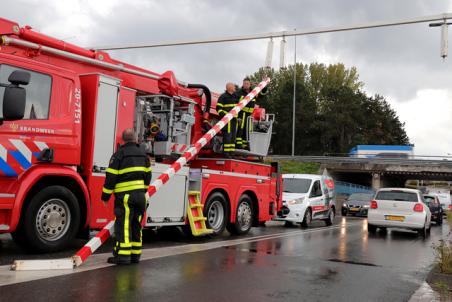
0 18 281 270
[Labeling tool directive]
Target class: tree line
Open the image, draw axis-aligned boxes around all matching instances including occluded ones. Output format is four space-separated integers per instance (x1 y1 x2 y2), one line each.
249 62 410 155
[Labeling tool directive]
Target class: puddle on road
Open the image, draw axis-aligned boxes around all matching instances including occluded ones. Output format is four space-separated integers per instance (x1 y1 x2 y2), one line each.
328 258 380 267
317 268 339 281
224 242 281 256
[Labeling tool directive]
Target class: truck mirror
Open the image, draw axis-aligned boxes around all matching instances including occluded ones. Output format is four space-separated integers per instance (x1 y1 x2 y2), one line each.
2 70 29 121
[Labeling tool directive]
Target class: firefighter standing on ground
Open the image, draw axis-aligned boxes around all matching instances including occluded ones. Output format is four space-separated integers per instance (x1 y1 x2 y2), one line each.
101 128 152 265
236 77 268 150
216 82 239 155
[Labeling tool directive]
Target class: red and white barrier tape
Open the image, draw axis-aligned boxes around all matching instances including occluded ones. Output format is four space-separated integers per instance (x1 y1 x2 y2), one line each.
71 77 270 267
72 220 114 267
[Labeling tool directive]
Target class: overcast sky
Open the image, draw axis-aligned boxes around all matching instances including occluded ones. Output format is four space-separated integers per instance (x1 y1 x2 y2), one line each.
3 0 452 155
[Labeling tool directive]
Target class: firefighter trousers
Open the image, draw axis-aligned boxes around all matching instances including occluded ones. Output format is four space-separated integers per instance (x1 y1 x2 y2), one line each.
222 117 237 153
236 111 251 149
113 191 146 259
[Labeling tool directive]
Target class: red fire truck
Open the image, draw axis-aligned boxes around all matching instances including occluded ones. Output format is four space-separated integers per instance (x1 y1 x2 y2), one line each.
0 18 281 252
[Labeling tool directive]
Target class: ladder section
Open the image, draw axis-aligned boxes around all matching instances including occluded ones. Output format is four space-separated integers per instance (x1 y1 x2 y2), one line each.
187 191 213 236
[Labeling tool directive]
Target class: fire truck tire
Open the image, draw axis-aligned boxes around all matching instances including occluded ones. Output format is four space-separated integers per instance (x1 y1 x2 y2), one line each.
227 194 253 235
11 227 28 249
22 185 80 252
204 192 229 236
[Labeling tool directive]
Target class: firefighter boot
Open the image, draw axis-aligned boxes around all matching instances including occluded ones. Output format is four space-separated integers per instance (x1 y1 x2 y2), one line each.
107 255 131 265
131 254 141 264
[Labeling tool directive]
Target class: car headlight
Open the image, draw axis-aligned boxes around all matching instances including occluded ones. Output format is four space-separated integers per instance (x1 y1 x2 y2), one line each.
363 204 370 209
343 203 347 207
288 197 305 205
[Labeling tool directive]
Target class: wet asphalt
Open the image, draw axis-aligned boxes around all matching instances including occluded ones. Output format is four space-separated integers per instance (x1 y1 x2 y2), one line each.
0 216 448 302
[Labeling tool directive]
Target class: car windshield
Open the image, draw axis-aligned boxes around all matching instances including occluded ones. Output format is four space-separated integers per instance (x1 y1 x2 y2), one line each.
348 193 373 201
375 191 418 202
423 196 435 204
283 178 312 194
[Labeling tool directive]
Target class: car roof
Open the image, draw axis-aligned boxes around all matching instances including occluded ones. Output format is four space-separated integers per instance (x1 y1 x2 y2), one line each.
377 187 420 194
283 174 324 180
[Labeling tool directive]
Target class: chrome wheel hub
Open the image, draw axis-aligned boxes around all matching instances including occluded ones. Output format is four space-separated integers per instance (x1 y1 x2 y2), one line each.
237 202 252 231
207 200 224 231
36 198 71 241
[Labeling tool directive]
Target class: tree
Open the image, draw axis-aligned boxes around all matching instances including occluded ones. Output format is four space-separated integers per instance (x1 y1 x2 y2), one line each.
247 63 409 155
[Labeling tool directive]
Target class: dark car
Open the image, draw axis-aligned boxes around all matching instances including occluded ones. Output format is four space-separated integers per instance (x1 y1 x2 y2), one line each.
423 194 443 225
341 192 374 217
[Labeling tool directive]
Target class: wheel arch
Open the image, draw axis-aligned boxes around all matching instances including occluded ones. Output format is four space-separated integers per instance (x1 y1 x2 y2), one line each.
11 165 90 232
203 187 231 217
330 205 336 213
241 190 259 226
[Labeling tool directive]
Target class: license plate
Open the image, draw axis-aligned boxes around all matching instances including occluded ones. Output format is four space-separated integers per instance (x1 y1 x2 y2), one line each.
350 208 360 212
385 215 405 222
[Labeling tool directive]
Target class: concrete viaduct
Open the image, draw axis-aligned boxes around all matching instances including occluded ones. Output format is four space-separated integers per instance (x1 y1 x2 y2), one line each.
272 156 452 190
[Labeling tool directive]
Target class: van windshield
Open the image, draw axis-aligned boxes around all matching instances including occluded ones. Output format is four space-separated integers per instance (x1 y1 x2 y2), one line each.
283 178 312 194
375 191 418 202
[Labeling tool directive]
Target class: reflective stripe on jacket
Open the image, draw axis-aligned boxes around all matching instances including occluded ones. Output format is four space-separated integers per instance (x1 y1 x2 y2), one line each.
101 142 152 201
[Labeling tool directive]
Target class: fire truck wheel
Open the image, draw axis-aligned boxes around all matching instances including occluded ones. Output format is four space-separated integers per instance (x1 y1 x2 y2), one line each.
11 226 28 249
22 186 80 253
204 192 229 236
227 194 253 235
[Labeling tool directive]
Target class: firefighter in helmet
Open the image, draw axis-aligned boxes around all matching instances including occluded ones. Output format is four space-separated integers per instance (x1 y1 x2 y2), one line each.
101 128 152 265
236 77 268 150
216 82 239 156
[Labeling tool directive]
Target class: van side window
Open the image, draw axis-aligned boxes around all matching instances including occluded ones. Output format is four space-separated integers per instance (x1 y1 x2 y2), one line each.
311 180 322 197
0 64 52 119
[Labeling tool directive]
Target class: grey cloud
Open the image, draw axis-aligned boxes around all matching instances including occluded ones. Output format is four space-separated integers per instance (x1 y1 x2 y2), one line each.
2 0 452 153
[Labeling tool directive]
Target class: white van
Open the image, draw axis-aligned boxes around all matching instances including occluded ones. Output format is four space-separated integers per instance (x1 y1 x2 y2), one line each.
275 174 336 227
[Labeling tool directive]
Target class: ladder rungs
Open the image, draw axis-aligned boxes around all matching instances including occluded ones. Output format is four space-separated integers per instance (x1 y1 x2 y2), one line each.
193 217 207 222
197 229 213 234
189 203 203 209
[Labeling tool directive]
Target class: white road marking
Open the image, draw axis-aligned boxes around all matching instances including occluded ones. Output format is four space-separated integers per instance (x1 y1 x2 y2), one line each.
0 222 360 286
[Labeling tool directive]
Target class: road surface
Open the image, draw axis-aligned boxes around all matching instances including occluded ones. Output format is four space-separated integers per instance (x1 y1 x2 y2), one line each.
0 217 447 301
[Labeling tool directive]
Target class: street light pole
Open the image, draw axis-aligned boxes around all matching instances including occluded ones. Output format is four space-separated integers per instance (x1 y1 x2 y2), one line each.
292 31 296 157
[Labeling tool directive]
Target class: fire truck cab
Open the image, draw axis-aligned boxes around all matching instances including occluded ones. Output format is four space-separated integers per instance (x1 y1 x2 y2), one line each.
0 18 281 252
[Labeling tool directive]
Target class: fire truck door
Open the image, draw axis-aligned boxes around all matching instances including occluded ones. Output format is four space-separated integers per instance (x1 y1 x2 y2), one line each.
92 76 120 170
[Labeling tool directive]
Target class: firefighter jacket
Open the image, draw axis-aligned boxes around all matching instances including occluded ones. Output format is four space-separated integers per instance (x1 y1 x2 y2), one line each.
216 91 239 117
101 142 152 201
237 86 268 113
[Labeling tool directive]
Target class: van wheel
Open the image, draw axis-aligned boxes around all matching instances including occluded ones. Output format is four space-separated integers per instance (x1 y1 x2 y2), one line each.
22 186 80 253
301 208 312 228
227 195 253 235
437 216 443 226
204 192 229 236
325 208 335 226
368 224 377 233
